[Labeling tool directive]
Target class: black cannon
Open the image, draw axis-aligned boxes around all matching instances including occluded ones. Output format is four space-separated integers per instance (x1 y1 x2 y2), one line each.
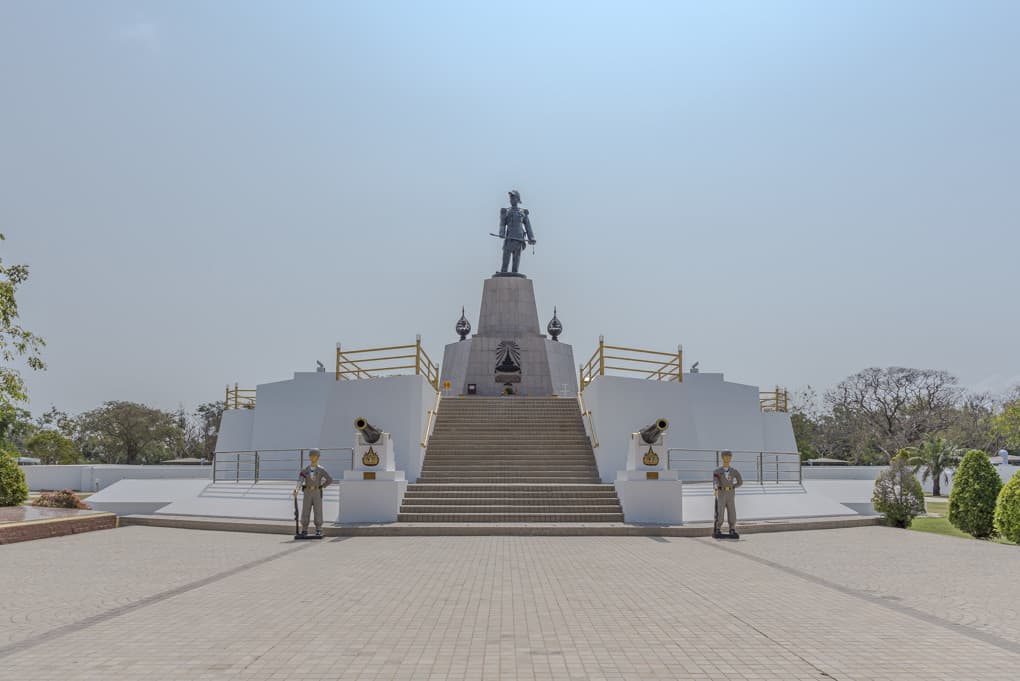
355 418 382 444
638 419 669 445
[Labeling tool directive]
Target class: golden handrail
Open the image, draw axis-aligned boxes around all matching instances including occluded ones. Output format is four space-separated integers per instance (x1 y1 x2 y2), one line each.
579 337 683 392
335 336 439 390
577 392 599 449
760 386 790 413
420 390 442 448
224 383 256 410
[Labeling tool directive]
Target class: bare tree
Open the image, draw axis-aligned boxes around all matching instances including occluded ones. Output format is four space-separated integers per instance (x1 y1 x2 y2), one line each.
825 367 961 461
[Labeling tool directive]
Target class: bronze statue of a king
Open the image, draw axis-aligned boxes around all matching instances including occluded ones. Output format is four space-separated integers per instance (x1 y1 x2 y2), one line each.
497 189 536 275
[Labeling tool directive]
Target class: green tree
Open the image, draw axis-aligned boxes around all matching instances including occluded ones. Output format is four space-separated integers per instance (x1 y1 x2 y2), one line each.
994 397 1020 450
943 394 1000 453
0 404 37 451
872 450 925 528
0 449 28 506
907 435 962 497
193 401 224 460
0 233 45 406
948 449 1003 538
77 401 181 464
994 473 1020 544
26 430 81 464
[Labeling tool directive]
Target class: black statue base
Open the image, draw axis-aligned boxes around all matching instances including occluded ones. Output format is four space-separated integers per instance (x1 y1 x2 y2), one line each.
492 272 527 278
294 534 324 540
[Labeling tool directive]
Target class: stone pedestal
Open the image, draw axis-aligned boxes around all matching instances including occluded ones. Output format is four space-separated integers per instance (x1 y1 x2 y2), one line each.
614 480 683 524
614 430 683 523
337 480 407 523
440 275 577 396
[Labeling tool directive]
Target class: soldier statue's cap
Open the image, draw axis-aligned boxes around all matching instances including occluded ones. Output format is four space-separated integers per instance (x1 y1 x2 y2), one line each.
309 448 320 456
508 189 521 201
720 450 733 457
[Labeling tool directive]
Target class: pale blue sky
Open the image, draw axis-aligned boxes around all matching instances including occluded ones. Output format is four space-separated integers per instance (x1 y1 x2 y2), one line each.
2 1 1018 415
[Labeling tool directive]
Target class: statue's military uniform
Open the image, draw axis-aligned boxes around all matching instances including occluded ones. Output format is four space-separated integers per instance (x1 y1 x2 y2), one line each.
297 464 334 534
499 202 535 273
713 464 743 533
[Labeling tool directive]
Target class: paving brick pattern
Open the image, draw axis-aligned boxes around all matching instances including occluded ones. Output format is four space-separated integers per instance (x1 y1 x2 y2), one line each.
1 526 1019 680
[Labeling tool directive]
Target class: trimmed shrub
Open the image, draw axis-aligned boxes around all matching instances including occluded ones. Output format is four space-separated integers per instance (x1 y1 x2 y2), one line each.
993 473 1020 543
949 449 1002 538
31 489 90 510
0 450 29 506
872 451 925 528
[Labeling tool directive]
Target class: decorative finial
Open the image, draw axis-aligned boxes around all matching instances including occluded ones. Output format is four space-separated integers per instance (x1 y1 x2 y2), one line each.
547 306 562 341
456 306 472 341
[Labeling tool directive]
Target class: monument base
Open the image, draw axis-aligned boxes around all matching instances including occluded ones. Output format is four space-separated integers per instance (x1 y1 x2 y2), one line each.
337 479 407 523
440 275 578 396
615 480 684 524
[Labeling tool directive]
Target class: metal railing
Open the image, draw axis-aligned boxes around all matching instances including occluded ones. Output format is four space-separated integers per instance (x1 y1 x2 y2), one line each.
579 336 682 392
336 335 439 390
420 391 442 448
760 387 790 413
213 448 354 483
225 383 256 410
576 392 599 449
665 449 802 484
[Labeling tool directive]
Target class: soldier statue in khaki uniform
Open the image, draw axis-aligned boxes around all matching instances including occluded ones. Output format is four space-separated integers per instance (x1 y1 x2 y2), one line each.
293 449 334 538
713 450 743 539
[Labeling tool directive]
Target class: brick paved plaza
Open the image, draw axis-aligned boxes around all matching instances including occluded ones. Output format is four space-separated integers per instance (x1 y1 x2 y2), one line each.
2 526 1018 680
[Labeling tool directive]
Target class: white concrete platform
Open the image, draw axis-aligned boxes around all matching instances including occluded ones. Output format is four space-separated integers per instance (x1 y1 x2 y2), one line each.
85 480 338 521
680 482 866 523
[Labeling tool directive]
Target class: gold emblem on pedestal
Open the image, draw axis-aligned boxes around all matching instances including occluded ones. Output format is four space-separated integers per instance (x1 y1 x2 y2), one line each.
362 447 380 467
642 446 659 466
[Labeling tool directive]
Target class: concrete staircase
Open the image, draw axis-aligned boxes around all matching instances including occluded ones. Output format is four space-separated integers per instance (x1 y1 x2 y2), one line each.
400 397 623 522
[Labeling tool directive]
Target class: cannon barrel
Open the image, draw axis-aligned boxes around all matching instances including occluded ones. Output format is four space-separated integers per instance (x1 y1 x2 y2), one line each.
638 419 669 445
354 418 382 444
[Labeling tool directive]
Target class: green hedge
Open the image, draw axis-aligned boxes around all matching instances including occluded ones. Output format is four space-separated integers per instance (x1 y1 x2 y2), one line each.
0 450 29 506
993 473 1020 543
872 451 925 528
949 450 1002 538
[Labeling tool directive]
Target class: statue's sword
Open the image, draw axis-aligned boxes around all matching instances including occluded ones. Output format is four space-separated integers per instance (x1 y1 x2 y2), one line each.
489 233 535 254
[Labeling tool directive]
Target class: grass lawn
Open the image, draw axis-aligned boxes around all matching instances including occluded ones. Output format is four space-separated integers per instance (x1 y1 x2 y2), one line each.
910 499 1016 545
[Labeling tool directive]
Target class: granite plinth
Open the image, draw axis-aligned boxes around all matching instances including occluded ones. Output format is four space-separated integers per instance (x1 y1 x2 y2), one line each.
441 275 577 396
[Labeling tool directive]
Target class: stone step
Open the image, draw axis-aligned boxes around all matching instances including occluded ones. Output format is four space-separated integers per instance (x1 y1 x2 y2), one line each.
420 464 595 470
407 484 615 492
399 505 623 514
419 469 599 477
397 512 626 522
421 458 596 465
403 495 620 505
417 477 601 484
429 437 588 442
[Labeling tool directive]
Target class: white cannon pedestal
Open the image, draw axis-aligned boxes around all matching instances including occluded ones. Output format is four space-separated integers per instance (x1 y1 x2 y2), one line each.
614 430 683 524
337 431 407 524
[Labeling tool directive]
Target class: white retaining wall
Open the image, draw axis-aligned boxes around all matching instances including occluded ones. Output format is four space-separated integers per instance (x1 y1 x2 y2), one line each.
24 464 212 492
803 464 1019 495
581 374 797 483
216 372 437 482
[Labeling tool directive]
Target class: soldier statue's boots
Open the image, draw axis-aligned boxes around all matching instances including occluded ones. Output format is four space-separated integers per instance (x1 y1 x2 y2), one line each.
315 528 322 537
712 528 725 539
728 529 740 539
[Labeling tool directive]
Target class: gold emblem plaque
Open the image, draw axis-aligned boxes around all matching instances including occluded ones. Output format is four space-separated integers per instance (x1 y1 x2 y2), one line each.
362 447 380 467
642 447 660 466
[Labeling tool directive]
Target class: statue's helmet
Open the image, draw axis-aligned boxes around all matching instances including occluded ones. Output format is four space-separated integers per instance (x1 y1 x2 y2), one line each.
508 189 521 202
